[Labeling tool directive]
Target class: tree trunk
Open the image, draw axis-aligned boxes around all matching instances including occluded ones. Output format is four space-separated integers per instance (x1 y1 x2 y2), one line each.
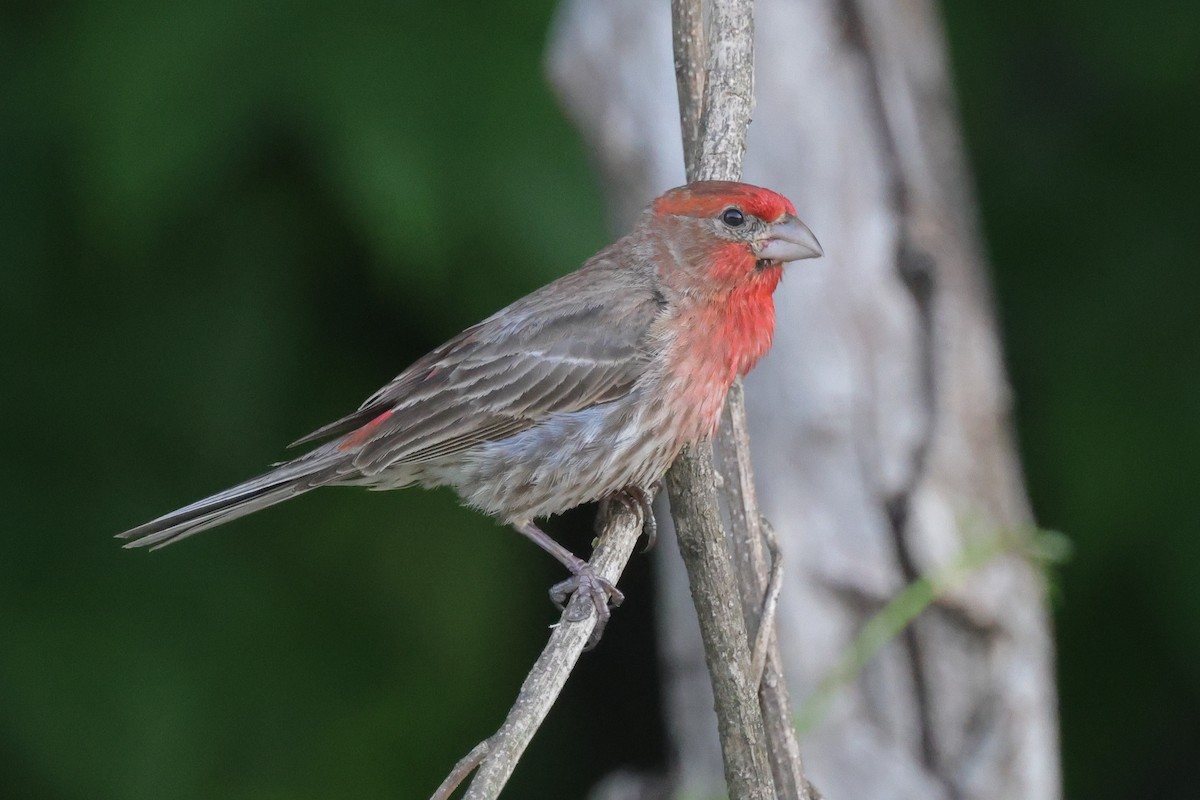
548 1 1060 799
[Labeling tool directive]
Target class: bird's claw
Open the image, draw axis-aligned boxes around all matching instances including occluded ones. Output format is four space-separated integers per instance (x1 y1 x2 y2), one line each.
597 484 658 552
550 563 625 649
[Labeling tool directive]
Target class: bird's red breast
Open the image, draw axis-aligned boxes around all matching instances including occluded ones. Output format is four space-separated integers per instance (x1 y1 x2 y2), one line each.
669 259 782 441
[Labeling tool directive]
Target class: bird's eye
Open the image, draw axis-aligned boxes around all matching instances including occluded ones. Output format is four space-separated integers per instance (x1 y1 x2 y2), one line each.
720 207 745 228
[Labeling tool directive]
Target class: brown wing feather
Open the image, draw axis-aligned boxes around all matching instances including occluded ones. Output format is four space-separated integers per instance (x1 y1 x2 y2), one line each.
290 254 666 472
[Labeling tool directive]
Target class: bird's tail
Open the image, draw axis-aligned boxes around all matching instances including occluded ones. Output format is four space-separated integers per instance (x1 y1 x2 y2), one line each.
116 453 342 550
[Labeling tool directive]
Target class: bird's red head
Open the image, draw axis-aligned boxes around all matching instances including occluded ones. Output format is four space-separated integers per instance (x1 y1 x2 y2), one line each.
640 181 823 436
647 181 821 289
652 181 797 222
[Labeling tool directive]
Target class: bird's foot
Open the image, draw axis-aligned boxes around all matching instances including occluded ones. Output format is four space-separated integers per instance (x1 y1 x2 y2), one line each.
597 484 658 551
550 562 625 649
511 520 624 648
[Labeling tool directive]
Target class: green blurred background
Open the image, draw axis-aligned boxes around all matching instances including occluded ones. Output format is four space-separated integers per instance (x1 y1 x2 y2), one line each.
1 1 1196 798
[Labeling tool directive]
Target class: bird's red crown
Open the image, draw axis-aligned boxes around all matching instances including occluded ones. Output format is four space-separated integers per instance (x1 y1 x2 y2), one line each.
652 181 796 222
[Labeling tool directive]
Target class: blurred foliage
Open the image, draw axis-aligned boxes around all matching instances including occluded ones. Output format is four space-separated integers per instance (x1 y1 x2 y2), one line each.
0 0 1196 798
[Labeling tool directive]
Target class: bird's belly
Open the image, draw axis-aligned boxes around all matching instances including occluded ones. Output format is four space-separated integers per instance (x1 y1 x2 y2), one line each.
406 396 679 522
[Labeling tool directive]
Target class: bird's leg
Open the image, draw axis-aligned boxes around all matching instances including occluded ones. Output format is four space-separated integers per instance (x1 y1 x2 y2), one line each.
597 484 658 552
512 520 624 648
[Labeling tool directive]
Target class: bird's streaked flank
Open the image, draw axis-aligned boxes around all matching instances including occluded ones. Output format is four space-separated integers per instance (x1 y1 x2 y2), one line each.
118 181 823 644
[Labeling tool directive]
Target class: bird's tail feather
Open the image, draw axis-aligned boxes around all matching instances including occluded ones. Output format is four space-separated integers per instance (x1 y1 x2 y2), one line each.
116 456 340 550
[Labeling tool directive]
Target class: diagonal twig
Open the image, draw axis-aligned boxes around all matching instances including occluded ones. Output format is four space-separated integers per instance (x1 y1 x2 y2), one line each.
429 500 647 800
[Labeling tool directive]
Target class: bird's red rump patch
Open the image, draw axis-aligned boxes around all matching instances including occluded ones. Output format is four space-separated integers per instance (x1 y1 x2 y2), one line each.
653 180 796 222
338 409 394 451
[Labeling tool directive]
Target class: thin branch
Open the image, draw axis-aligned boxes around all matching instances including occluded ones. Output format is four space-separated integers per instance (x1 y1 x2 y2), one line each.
671 0 706 174
663 453 775 799
746 517 783 688
717 389 815 799
431 741 490 800
429 502 647 800
665 3 783 798
688 0 755 185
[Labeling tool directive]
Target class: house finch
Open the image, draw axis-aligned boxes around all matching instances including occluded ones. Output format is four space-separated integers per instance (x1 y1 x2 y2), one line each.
118 180 822 640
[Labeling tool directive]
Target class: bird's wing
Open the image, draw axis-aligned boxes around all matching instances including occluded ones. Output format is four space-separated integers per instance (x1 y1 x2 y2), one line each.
291 256 667 473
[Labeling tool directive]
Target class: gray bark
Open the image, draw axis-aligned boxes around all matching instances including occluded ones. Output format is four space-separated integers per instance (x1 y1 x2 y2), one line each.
665 0 810 796
548 1 1060 799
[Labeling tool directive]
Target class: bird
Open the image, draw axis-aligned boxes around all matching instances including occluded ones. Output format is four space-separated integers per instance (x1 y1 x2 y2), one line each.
118 180 823 643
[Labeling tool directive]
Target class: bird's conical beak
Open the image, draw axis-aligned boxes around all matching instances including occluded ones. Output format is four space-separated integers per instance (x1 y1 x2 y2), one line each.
756 214 823 263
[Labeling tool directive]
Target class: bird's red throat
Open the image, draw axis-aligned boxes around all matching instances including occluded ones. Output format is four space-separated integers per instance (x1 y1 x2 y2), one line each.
671 261 782 440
